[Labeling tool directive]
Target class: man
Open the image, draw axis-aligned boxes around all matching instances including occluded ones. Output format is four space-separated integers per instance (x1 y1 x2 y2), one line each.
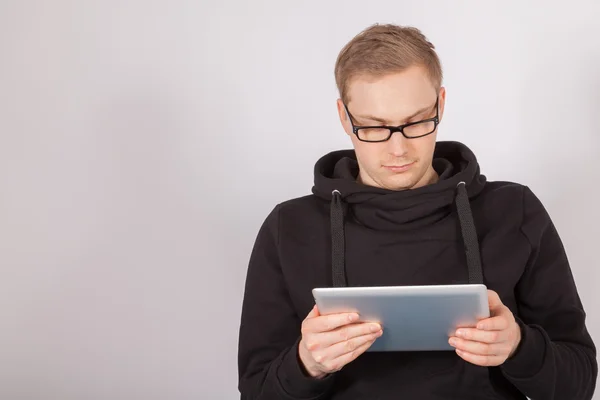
237 23 598 399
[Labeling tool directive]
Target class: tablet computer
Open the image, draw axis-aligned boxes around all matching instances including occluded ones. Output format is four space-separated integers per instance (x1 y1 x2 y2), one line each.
312 284 489 352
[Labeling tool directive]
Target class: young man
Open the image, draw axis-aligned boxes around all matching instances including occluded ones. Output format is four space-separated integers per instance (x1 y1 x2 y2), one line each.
237 24 598 399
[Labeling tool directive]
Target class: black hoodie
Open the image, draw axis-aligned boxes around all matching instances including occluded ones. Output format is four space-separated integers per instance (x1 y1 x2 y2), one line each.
237 141 597 399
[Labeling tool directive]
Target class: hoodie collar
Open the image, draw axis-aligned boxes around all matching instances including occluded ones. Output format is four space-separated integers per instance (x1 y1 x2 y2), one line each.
311 141 487 230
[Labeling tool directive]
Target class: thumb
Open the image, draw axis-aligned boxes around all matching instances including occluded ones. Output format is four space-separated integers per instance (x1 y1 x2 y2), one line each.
487 290 504 311
306 304 320 319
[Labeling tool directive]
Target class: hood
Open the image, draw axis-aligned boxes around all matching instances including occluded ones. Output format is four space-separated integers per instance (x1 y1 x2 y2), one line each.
311 140 486 287
311 141 487 231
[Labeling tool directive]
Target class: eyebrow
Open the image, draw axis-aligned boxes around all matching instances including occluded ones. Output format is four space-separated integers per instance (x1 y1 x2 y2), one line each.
352 103 434 125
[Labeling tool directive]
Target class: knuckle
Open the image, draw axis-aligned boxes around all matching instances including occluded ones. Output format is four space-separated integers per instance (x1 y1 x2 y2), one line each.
480 343 491 354
345 339 357 353
339 327 349 342
323 360 337 372
348 350 358 361
313 352 324 364
490 331 500 342
301 322 310 336
306 341 318 351
506 329 514 342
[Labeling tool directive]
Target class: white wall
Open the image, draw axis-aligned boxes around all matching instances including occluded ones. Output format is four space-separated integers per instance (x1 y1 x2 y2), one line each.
0 1 598 399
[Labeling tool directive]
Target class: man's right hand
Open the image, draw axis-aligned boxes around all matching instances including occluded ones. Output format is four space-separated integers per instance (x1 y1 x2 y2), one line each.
298 305 383 379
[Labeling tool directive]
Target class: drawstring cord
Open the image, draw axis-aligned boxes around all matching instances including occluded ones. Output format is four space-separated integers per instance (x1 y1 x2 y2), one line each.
329 182 484 287
455 182 484 285
330 190 347 287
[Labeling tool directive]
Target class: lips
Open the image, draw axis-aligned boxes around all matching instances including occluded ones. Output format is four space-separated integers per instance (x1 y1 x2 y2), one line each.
382 161 416 173
384 161 415 168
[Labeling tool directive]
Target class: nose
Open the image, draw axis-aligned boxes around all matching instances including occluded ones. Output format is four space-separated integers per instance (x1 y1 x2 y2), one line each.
386 130 409 158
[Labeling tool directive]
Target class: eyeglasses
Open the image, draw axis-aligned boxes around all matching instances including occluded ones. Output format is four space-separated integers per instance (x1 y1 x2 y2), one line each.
343 96 440 142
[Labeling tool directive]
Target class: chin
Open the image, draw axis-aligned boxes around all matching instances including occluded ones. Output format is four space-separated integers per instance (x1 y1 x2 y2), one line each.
380 174 418 191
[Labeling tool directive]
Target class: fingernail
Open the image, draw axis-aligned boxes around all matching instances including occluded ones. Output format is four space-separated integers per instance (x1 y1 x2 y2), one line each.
348 313 358 322
370 324 380 333
449 338 457 346
477 323 486 330
456 329 464 337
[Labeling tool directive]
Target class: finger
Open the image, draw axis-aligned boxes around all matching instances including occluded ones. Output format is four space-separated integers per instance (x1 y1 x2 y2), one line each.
454 328 508 344
306 305 320 319
314 330 382 364
455 349 505 367
303 312 360 334
487 290 503 311
317 334 379 372
476 315 510 331
309 322 382 350
449 337 512 357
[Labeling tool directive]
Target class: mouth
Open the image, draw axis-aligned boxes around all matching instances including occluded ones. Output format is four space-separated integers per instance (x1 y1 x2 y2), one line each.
383 161 416 172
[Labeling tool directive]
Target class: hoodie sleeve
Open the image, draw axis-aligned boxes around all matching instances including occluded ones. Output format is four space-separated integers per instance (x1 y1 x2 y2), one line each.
500 186 598 399
237 205 334 400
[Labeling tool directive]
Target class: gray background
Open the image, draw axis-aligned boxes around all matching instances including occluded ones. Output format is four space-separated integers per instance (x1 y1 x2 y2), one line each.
1 1 599 399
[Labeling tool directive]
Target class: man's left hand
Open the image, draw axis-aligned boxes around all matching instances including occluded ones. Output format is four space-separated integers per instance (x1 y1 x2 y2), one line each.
448 290 522 367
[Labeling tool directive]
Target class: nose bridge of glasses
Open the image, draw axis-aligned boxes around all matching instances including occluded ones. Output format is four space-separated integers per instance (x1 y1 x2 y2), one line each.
386 126 410 149
389 125 407 138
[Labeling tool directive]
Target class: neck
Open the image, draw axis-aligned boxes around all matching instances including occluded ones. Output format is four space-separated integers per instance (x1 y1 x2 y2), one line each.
415 165 439 188
357 164 439 191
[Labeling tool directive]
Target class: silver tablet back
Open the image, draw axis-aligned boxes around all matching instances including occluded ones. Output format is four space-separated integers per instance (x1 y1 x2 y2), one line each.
312 284 489 352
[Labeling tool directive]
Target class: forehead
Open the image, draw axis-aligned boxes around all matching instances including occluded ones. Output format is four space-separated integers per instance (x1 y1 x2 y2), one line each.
346 66 437 116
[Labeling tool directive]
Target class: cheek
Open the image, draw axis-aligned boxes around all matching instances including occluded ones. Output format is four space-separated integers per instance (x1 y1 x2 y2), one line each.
414 136 437 162
353 141 386 168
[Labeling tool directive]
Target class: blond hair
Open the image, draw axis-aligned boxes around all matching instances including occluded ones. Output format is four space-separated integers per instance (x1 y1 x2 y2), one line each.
334 23 443 104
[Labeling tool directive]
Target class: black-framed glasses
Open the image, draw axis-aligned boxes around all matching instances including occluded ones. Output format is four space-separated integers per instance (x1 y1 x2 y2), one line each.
343 96 439 142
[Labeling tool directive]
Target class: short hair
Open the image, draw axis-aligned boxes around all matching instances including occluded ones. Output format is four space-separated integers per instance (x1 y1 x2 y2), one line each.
334 23 443 104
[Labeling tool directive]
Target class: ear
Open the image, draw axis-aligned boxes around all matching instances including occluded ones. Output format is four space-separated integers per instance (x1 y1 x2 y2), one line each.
438 87 447 123
336 98 352 136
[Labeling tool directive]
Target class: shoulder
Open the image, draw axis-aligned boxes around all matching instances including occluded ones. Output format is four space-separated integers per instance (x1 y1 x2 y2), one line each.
473 180 527 212
470 181 531 233
476 180 538 209
474 180 551 233
480 180 526 197
277 194 327 227
278 194 324 212
260 195 327 234
480 181 547 213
